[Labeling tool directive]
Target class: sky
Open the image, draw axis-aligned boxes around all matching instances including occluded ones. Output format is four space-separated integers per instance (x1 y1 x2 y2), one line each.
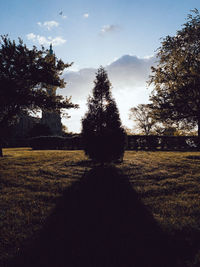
1 0 200 132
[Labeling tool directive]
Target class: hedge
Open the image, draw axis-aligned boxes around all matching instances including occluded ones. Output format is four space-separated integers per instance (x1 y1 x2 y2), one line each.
30 136 65 150
29 135 83 150
28 135 199 151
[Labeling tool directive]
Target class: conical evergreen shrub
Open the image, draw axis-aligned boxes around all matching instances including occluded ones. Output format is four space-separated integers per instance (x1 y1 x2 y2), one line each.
81 67 126 163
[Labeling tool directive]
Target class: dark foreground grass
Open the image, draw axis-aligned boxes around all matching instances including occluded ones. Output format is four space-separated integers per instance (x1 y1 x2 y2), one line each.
0 148 200 266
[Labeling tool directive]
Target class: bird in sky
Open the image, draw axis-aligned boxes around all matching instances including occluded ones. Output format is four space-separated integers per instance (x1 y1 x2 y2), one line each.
59 11 67 19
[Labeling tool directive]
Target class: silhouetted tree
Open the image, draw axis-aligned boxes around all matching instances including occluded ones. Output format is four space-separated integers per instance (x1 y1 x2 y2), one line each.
129 104 194 136
149 9 200 144
0 35 78 156
82 67 126 163
129 104 155 135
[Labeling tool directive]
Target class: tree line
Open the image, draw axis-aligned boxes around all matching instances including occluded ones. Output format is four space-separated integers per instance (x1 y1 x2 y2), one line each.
1 9 200 160
129 9 200 138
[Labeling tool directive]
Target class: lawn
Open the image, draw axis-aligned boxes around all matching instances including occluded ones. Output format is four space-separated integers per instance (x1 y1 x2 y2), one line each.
1 148 200 266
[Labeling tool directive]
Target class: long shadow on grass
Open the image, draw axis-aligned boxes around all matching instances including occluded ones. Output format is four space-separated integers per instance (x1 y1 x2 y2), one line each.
11 166 184 267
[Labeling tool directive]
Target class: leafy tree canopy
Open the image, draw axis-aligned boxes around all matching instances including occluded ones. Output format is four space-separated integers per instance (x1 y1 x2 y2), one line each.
0 35 78 155
149 9 200 135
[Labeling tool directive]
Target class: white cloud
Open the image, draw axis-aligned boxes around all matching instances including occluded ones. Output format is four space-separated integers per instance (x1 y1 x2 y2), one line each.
50 37 66 46
37 20 59 30
83 13 89 18
101 24 119 34
26 33 66 46
37 35 49 45
27 33 36 40
62 55 155 101
142 54 154 60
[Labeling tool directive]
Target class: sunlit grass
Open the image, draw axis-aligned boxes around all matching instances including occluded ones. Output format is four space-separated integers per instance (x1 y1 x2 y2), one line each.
121 151 200 231
1 148 200 265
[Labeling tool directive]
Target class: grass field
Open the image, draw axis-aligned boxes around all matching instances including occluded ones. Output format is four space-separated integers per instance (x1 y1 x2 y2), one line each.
1 148 200 266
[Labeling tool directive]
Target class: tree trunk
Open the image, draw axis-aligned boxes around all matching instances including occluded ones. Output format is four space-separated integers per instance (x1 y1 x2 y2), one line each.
198 117 200 150
0 146 3 157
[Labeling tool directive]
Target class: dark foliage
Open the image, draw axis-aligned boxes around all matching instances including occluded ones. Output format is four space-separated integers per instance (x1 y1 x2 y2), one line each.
149 9 200 137
9 166 180 267
82 67 126 163
64 135 83 150
29 134 198 151
0 35 78 156
29 135 83 150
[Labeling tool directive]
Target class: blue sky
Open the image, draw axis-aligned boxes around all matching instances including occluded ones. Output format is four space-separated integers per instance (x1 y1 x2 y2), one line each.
1 0 200 132
2 0 200 68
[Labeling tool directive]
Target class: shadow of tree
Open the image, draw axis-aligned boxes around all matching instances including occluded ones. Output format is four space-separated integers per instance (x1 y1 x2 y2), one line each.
10 166 185 267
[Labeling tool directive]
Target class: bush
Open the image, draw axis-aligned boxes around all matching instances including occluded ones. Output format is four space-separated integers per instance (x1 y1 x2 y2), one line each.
82 128 126 162
30 136 65 150
64 135 82 150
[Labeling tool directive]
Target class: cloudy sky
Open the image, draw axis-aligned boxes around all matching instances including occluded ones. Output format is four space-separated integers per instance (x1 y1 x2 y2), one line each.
1 0 200 132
